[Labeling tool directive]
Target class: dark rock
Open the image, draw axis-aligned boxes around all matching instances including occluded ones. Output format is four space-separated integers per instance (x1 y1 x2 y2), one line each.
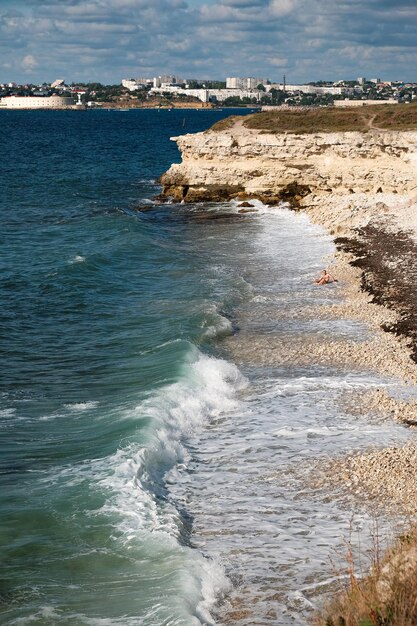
159 183 246 203
159 178 310 209
152 194 173 204
238 201 255 208
134 205 156 212
184 185 244 203
277 181 311 207
158 185 187 202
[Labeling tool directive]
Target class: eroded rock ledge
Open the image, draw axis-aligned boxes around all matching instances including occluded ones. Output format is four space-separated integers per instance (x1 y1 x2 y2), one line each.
159 121 417 206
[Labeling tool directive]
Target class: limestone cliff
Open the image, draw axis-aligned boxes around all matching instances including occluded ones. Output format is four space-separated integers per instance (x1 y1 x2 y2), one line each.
160 119 417 205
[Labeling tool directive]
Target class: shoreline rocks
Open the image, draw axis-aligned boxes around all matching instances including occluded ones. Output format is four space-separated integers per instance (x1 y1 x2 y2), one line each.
160 124 417 206
159 115 417 622
160 116 417 514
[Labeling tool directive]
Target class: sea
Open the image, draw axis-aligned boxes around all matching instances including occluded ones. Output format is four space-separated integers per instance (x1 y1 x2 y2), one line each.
1 108 416 626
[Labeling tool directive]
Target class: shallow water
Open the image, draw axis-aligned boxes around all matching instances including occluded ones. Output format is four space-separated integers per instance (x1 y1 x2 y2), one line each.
1 110 415 626
167 205 417 625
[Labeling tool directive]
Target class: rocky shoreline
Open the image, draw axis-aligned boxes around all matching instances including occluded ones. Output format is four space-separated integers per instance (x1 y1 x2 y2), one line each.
306 214 417 524
159 117 417 514
160 118 417 204
159 114 417 620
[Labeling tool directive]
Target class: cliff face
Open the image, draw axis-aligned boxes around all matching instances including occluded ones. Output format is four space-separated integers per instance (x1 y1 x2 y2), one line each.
160 121 417 205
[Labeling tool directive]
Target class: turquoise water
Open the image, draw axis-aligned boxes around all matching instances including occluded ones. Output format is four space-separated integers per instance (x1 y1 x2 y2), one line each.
1 109 416 626
0 109 254 625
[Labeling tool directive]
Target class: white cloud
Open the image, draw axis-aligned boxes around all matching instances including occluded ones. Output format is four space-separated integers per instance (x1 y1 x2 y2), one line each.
199 2 267 21
21 54 38 71
1 0 416 83
269 0 297 17
270 56 288 67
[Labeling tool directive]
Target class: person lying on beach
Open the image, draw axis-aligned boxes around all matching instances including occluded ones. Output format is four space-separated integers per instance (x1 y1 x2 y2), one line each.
314 269 338 285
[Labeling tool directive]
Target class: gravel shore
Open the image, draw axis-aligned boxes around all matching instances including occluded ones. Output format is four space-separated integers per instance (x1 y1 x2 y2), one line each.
302 192 417 515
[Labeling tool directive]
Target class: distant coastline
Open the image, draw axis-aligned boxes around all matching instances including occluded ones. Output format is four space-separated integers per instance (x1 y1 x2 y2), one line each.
0 92 264 111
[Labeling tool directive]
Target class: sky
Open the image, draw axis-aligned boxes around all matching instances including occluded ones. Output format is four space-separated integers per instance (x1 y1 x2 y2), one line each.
1 0 417 85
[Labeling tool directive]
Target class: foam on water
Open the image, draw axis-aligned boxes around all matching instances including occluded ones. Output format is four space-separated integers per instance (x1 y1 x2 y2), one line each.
201 304 233 339
64 401 100 411
69 254 86 263
96 348 246 539
39 348 247 624
101 353 244 622
168 363 415 624
163 207 417 625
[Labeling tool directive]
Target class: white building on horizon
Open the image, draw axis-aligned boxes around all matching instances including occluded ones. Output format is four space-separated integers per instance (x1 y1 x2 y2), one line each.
51 79 65 89
149 85 271 103
226 77 267 89
0 95 77 109
122 79 141 91
153 75 184 88
135 77 153 86
266 83 345 95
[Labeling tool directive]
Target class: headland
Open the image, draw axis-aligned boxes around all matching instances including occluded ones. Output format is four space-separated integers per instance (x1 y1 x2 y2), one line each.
160 103 417 624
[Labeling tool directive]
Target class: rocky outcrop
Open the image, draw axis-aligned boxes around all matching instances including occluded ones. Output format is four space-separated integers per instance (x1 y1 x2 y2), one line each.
160 121 417 206
160 116 417 626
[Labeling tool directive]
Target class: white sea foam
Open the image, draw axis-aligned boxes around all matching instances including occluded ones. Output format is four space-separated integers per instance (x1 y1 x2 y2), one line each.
10 611 148 626
97 351 246 536
69 255 86 264
77 349 246 623
228 197 279 214
252 374 390 401
204 315 232 338
39 413 59 421
140 198 158 204
0 408 16 417
273 425 356 439
39 403 99 421
252 294 271 303
202 304 233 339
186 555 231 626
64 401 99 411
10 606 63 624
39 403 99 423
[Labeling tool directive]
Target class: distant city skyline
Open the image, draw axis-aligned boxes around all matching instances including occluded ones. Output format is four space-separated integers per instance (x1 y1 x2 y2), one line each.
1 0 416 85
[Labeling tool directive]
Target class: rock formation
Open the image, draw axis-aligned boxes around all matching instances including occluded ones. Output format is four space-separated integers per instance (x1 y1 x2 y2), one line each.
160 120 417 206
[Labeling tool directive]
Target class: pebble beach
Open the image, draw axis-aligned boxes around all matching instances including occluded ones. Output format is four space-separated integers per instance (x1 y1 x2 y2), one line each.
302 191 417 518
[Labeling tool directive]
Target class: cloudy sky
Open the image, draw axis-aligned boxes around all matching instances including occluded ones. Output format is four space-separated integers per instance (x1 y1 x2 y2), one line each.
1 0 416 85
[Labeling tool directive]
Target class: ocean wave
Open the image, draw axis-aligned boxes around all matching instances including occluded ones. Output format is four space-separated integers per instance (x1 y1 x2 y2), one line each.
68 255 86 264
43 348 245 624
64 401 99 412
0 408 17 418
95 349 243 623
201 304 233 339
97 349 246 537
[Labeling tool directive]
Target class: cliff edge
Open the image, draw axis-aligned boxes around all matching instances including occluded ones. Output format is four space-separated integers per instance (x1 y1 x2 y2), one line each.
160 109 417 359
160 115 417 209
